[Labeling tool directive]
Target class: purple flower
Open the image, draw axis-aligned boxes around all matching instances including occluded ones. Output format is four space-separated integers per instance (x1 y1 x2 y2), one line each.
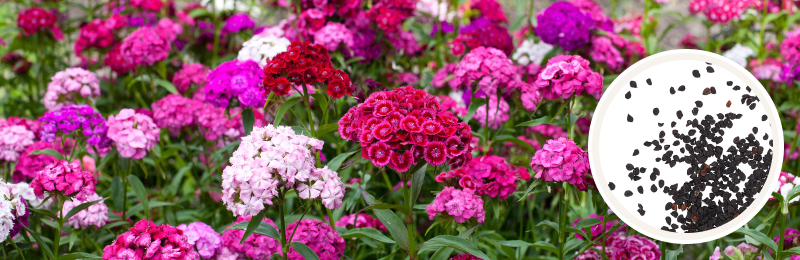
535 2 595 51
39 105 110 148
430 21 454 37
223 13 255 33
205 60 264 108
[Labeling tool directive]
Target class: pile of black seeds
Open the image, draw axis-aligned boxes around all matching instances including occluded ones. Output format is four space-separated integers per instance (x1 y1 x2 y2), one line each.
616 64 773 233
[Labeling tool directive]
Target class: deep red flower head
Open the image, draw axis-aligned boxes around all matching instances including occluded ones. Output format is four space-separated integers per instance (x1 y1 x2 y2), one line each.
104 44 133 74
17 7 58 36
339 86 472 171
264 41 354 98
366 0 415 32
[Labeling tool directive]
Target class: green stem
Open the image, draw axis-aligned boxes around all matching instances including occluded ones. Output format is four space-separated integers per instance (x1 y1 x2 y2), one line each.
559 184 569 260
778 206 787 259
10 240 25 260
278 190 288 260
326 208 335 229
53 196 63 258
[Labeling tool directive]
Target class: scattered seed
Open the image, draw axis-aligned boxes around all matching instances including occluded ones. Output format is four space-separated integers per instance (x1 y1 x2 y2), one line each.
762 115 768 121
746 86 751 92
749 103 756 110
609 182 616 190
692 70 701 78
646 78 652 85
752 127 758 134
764 133 769 140
711 87 717 94
695 101 703 107
651 184 658 192
671 121 677 128
625 91 631 99
627 114 634 122
678 85 686 91
727 100 732 107
638 186 644 194
625 190 633 197
733 86 741 90
633 149 640 156
659 179 665 188
727 81 733 86
692 107 699 116
670 87 676 95
653 108 660 115
703 88 711 95
630 81 638 88
677 110 683 119
706 66 714 73
626 163 634 170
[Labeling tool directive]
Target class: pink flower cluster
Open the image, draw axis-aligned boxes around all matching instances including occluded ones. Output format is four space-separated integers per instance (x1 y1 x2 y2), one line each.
218 216 281 259
530 137 593 191
335 213 387 231
575 234 661 260
387 30 422 55
284 219 346 260
451 254 483 260
453 47 524 96
781 33 800 66
688 0 750 24
473 96 510 129
13 141 67 183
314 22 354 51
75 14 127 54
572 213 625 240
709 242 759 260
436 95 467 117
177 222 222 259
107 109 161 160
155 18 183 42
221 125 344 217
59 192 108 229
750 58 784 81
0 116 41 139
435 155 529 200
588 36 624 71
196 105 245 142
31 160 97 201
119 27 171 67
338 86 473 170
173 63 210 93
535 55 604 100
426 187 486 223
0 125 35 161
152 94 201 135
432 63 459 88
42 68 101 111
102 219 199 260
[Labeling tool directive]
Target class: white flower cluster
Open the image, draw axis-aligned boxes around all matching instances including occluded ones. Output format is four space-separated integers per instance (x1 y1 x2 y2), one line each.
512 39 554 66
722 43 755 67
0 181 27 242
237 33 291 68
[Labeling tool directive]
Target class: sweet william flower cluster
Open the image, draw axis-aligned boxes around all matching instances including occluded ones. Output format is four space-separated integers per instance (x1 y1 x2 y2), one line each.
426 186 486 223
106 109 161 160
263 41 354 98
435 155 529 200
205 59 265 108
218 216 281 259
530 137 593 191
177 222 222 259
102 219 199 260
0 181 28 242
59 192 108 229
284 219 345 260
39 104 110 148
42 68 101 111
31 160 97 201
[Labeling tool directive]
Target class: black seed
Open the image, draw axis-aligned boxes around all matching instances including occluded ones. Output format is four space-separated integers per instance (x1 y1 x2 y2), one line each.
638 209 646 216
638 186 644 194
609 182 616 190
658 123 664 127
646 78 652 85
706 66 714 73
670 87 676 94
762 115 768 121
678 85 686 91
749 103 756 110
770 140 774 146
692 107 699 116
625 191 633 197
692 70 701 78
651 184 658 192
733 86 741 90
695 101 703 107
653 108 660 115
627 114 634 122
659 179 665 188
671 211 678 217
630 81 638 88
727 81 733 86
665 202 672 210
746 86 751 92
677 110 683 119
666 217 672 225
626 163 634 170
764 133 769 140
644 141 652 147
633 149 640 156
671 121 677 127
752 127 758 134
660 131 666 138
625 91 631 99
711 87 717 94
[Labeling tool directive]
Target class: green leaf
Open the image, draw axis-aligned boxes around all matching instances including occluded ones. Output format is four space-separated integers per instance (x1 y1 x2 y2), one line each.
340 228 395 243
496 240 559 255
227 220 281 240
290 242 321 260
126 201 179 217
31 149 65 160
787 185 800 203
574 218 601 230
242 108 255 136
188 8 210 18
112 176 124 210
358 186 410 251
418 235 491 260
56 252 102 260
327 149 358 171
317 123 338 137
64 198 107 220
29 207 57 219
516 116 564 127
535 220 560 232
464 98 487 123
494 135 535 153
518 179 543 202
241 207 270 243
410 164 427 206
24 225 54 260
425 218 450 236
563 227 589 241
127 175 149 219
785 247 800 256
360 203 411 217
153 79 178 94
274 96 302 126
168 164 192 196
736 227 778 252
665 244 683 260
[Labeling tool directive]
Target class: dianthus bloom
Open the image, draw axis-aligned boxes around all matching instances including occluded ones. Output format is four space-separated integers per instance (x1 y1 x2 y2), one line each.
709 242 759 260
30 160 97 201
588 35 624 71
39 104 110 147
470 0 507 23
749 58 783 81
781 63 800 84
426 187 486 223
152 94 201 135
10 182 51 209
513 39 554 66
530 137 593 190
572 213 624 240
473 96 510 129
535 55 604 100
451 254 482 260
722 43 755 67
238 33 291 67
102 219 199 260
285 219 345 260
387 30 422 55
435 155 529 200
206 59 266 108
224 13 255 33
13 142 66 182
119 27 171 67
221 125 344 217
264 42 354 98
107 109 161 160
452 47 525 96
335 213 387 231
535 2 594 51
172 63 210 93
575 234 661 260
688 0 749 24
774 228 800 250
0 181 28 242
450 18 513 56
339 86 473 170
59 192 108 229
42 68 101 111
131 0 163 11
1 53 31 74
218 216 281 260
0 125 35 161
17 7 62 39
314 22 354 51
570 0 614 31
155 18 183 42
75 14 127 54
367 0 415 32
104 44 133 74
177 222 222 259
195 105 244 142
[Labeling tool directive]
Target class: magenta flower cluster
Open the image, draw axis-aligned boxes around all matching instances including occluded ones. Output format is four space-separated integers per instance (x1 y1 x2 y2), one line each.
572 213 625 240
31 160 97 201
284 219 345 260
453 47 524 96
335 213 387 231
530 137 593 191
314 22 354 51
152 94 200 135
426 186 486 223
106 109 161 160
42 68 101 111
205 59 265 108
119 27 171 67
172 63 209 94
535 1 595 51
13 142 66 183
102 219 199 260
219 216 281 259
223 13 255 33
535 55 604 100
575 234 661 260
435 155 529 200
177 222 222 259
59 192 108 229
40 104 110 148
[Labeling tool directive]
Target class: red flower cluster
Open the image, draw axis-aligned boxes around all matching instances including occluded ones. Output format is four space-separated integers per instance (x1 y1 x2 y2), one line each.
435 155 530 200
17 7 61 38
102 219 199 259
131 0 164 12
75 14 127 54
367 0 415 32
264 42 354 99
295 0 361 18
470 0 508 23
450 21 513 56
339 86 473 171
1 53 31 74
104 44 133 74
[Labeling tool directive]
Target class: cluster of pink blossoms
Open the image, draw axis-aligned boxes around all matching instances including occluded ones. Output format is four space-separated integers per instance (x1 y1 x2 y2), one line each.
530 137 593 191
335 213 387 231
195 105 245 142
750 58 784 81
426 187 486 223
588 35 624 71
709 242 759 260
0 117 41 139
473 96 510 129
74 14 127 54
688 0 750 24
575 234 661 260
42 68 101 111
107 109 161 160
59 192 108 229
339 86 473 170
452 47 525 96
119 27 171 67
221 125 343 217
152 94 201 135
773 172 800 203
13 141 67 182
172 63 209 93
314 22 354 51
285 219 346 260
102 219 199 260
535 55 604 100
155 18 183 42
781 33 800 66
436 95 467 117
218 216 281 259
0 125 35 161
31 160 97 201
177 222 222 259
435 155 529 200
572 213 625 240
